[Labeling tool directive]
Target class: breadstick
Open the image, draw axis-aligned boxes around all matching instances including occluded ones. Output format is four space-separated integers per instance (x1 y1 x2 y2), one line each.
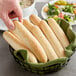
3 31 37 63
39 20 65 57
23 19 58 61
48 18 69 48
11 21 47 63
30 15 65 57
30 14 41 25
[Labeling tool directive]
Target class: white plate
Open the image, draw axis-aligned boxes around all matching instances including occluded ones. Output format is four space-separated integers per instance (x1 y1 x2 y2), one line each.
41 0 58 19
0 8 38 31
41 0 76 25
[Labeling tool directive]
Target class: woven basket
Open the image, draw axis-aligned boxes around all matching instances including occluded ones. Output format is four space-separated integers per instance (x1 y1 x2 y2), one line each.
9 19 76 74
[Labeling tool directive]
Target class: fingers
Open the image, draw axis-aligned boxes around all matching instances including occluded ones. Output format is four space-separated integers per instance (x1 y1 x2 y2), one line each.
1 1 22 30
14 4 23 22
2 14 15 30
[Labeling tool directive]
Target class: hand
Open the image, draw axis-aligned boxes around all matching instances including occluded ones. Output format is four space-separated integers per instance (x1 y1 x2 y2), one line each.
0 0 23 30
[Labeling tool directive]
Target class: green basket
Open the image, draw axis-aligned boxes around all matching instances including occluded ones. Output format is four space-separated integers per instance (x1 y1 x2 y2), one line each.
9 19 76 74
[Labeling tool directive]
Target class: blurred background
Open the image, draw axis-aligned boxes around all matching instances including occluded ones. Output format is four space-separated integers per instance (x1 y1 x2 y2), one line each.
35 0 76 3
35 0 50 2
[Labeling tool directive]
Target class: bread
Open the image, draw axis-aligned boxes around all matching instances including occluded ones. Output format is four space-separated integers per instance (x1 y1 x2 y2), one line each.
23 19 58 61
30 14 41 25
3 31 37 63
48 18 69 48
30 15 65 57
39 20 65 57
10 20 47 63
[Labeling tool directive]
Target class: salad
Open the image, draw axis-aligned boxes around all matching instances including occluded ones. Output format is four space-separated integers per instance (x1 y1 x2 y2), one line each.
43 0 76 22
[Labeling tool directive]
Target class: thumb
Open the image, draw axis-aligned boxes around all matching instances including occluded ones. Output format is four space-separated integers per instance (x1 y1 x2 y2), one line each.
2 14 15 30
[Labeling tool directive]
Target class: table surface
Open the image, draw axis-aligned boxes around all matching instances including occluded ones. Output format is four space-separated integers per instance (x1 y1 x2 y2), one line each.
0 2 76 76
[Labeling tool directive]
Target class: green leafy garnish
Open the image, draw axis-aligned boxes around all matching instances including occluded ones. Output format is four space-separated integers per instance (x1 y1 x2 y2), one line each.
64 15 73 22
63 5 74 13
47 3 60 16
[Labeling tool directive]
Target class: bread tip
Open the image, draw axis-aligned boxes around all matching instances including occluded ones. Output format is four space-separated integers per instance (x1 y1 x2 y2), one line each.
3 31 10 41
23 18 29 23
3 31 6 38
43 57 48 63
48 18 56 22
30 14 35 19
29 14 39 20
30 14 36 17
40 20 47 25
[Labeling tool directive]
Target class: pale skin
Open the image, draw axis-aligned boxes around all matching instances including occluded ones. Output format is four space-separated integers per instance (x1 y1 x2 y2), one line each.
0 0 22 30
